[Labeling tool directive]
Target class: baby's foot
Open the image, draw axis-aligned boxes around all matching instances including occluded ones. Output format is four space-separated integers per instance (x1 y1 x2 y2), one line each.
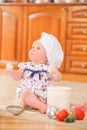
39 104 47 114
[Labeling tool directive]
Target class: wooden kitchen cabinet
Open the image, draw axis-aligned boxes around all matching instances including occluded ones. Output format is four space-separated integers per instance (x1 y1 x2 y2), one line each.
0 4 87 82
0 5 67 72
0 6 23 68
22 5 67 72
66 6 87 75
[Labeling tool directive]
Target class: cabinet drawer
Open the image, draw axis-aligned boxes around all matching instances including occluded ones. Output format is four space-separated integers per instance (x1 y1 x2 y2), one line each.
67 23 87 39
68 6 87 22
66 57 87 74
67 40 87 56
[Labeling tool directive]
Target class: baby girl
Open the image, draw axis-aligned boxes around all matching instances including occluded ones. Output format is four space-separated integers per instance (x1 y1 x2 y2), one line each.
9 32 64 114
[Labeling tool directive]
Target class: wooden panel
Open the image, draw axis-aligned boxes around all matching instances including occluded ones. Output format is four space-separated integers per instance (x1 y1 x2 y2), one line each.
1 12 17 60
0 113 87 130
67 40 87 56
0 6 23 68
67 23 87 39
27 12 61 50
23 6 67 72
0 8 1 60
68 6 87 22
66 5 87 76
65 57 87 74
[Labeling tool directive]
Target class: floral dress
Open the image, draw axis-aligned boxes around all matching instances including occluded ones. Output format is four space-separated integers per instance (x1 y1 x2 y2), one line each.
16 62 52 104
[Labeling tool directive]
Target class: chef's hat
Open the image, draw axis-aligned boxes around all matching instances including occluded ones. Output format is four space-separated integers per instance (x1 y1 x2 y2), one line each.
36 32 64 68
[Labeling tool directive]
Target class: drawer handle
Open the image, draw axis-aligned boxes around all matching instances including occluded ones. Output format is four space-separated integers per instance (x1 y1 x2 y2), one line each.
83 30 87 34
83 13 87 16
61 8 67 12
81 64 86 68
82 47 87 51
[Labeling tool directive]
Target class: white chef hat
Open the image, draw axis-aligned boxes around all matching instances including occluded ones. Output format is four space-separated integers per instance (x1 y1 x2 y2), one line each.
35 32 64 68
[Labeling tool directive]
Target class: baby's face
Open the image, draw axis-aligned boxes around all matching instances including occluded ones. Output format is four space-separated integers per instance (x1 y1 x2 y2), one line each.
29 41 48 64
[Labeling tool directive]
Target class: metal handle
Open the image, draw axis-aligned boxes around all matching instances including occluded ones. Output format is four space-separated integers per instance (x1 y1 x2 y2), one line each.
82 47 87 51
83 13 87 16
81 64 86 68
83 30 87 34
61 8 67 12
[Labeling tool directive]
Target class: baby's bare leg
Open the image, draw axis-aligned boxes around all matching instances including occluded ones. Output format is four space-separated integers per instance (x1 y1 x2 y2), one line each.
20 90 47 114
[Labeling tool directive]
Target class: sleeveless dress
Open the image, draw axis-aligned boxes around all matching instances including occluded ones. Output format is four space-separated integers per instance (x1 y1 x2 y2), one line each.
16 62 52 104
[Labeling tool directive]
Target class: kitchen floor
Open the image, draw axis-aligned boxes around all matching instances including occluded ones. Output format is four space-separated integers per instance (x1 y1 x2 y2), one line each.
0 74 87 130
0 74 87 106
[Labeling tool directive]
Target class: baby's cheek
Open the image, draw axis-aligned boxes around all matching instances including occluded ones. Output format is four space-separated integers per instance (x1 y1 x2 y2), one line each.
37 53 44 60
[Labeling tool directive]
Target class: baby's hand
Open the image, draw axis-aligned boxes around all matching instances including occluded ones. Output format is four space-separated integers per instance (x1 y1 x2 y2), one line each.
10 69 23 81
6 62 13 72
48 64 57 74
48 64 62 82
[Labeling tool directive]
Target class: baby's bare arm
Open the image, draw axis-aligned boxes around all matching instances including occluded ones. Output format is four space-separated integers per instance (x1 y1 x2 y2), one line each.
10 69 23 81
48 64 62 82
51 70 62 82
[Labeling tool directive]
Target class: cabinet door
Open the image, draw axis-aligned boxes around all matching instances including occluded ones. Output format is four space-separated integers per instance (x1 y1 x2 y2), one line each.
23 5 67 72
0 6 23 68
